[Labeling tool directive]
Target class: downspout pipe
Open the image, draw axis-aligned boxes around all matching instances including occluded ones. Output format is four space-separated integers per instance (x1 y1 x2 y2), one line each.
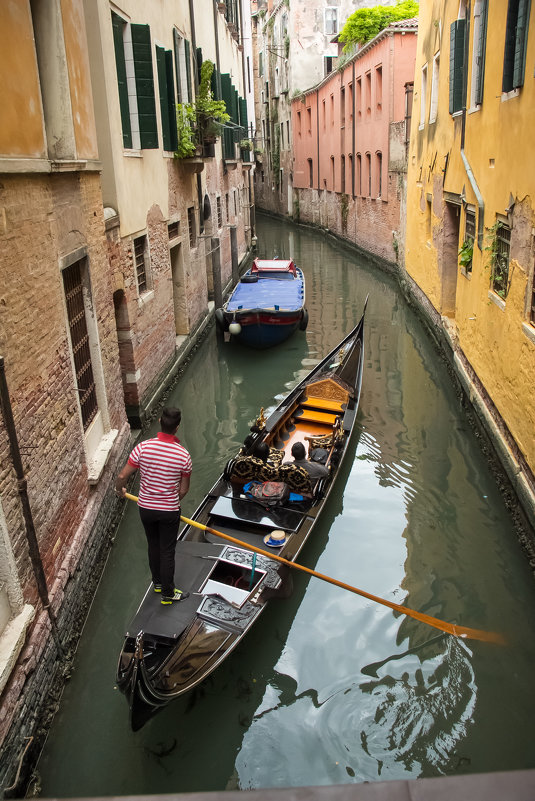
316 89 320 191
460 3 484 250
0 357 64 659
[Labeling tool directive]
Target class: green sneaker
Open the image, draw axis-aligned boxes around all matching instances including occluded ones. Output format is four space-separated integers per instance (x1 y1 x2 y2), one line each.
153 584 162 593
161 588 189 605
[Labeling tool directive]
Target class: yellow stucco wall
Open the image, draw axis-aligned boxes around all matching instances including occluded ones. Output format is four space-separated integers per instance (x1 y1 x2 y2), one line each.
405 0 535 474
61 0 99 160
0 1 46 158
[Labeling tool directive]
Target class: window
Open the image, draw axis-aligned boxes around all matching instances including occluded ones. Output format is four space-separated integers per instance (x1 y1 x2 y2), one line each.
366 153 371 196
491 222 511 298
331 155 335 187
365 71 371 115
62 259 98 431
133 235 149 294
156 46 178 151
324 7 338 35
111 13 158 149
297 110 302 136
375 66 382 113
502 0 530 92
259 52 263 77
341 86 345 125
168 220 180 240
420 63 428 126
449 20 466 114
217 196 222 228
356 78 362 116
429 53 440 123
356 153 362 195
308 158 313 187
324 56 334 76
376 152 382 197
471 0 488 107
322 99 326 129
173 29 192 103
330 94 334 125
281 122 284 148
187 207 196 248
225 193 229 221
348 83 353 119
463 208 476 273
307 107 312 133
341 154 345 194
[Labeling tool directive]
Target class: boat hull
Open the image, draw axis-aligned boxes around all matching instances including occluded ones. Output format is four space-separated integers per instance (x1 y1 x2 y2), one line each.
117 299 367 730
223 310 304 348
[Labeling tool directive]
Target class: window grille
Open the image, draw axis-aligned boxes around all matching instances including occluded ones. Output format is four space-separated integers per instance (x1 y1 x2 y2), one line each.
62 261 98 431
187 207 196 248
134 236 148 294
168 221 180 240
217 197 222 228
464 209 476 273
491 223 511 298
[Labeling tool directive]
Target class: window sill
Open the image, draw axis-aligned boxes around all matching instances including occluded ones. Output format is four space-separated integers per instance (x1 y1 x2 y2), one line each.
501 88 520 102
0 604 36 695
87 428 119 485
123 150 143 158
522 322 535 345
138 289 154 307
488 290 506 311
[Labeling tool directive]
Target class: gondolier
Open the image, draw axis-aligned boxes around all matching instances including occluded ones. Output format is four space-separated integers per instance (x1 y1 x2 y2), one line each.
115 407 192 605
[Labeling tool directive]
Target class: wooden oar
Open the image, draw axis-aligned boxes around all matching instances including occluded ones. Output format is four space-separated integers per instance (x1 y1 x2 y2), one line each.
124 493 505 645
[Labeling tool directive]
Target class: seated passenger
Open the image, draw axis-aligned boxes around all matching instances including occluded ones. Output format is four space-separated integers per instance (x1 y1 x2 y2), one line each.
231 441 278 481
285 442 329 481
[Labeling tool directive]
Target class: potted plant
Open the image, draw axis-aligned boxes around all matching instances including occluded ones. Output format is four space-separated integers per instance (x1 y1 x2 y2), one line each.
173 60 230 159
239 139 253 151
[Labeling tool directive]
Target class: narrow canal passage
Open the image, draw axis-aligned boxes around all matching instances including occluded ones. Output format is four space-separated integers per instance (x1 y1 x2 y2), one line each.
38 214 535 795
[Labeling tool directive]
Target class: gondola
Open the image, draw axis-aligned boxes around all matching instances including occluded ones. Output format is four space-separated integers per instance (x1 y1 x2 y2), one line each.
116 299 367 731
214 258 308 348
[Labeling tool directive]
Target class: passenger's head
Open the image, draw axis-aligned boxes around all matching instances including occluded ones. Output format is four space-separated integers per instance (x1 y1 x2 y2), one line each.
291 442 306 460
160 407 182 434
253 441 270 462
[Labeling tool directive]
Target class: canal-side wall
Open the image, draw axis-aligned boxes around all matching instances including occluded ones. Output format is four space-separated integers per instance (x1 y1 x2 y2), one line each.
0 425 131 797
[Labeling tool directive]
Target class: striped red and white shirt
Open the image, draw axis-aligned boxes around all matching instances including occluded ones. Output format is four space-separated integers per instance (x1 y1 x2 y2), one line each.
128 432 192 511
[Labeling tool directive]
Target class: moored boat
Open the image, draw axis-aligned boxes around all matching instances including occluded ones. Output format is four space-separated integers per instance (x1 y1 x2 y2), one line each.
116 299 367 731
215 258 308 348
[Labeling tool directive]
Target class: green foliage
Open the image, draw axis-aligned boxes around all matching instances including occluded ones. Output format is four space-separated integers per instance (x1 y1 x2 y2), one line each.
485 222 509 298
339 1 419 52
174 60 230 158
174 103 197 158
239 138 253 151
458 238 473 270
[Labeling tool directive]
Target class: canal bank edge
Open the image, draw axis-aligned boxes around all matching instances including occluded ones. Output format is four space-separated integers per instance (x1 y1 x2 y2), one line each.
259 210 535 568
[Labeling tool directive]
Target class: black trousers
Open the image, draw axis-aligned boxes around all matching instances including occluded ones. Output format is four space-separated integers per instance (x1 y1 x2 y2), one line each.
138 506 181 597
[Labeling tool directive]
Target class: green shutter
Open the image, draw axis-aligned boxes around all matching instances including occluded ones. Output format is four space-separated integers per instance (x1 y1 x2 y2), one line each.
196 47 203 88
449 19 466 114
111 12 132 148
239 97 248 133
165 50 178 151
156 47 177 152
184 39 192 101
173 29 182 104
221 73 234 158
475 0 488 105
512 0 531 88
131 24 158 149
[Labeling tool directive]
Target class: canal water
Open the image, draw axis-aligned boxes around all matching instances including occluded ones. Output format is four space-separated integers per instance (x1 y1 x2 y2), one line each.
37 214 535 796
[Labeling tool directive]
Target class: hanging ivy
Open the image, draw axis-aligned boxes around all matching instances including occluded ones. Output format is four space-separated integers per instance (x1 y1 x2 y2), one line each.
339 1 419 53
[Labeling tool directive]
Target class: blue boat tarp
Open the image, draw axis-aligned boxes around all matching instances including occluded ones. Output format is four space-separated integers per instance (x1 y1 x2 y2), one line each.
227 277 304 312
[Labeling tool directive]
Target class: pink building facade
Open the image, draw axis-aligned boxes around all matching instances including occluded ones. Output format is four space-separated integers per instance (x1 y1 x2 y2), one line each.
292 20 417 264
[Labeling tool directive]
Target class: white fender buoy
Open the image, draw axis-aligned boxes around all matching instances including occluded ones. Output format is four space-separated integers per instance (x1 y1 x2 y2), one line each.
229 321 242 335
